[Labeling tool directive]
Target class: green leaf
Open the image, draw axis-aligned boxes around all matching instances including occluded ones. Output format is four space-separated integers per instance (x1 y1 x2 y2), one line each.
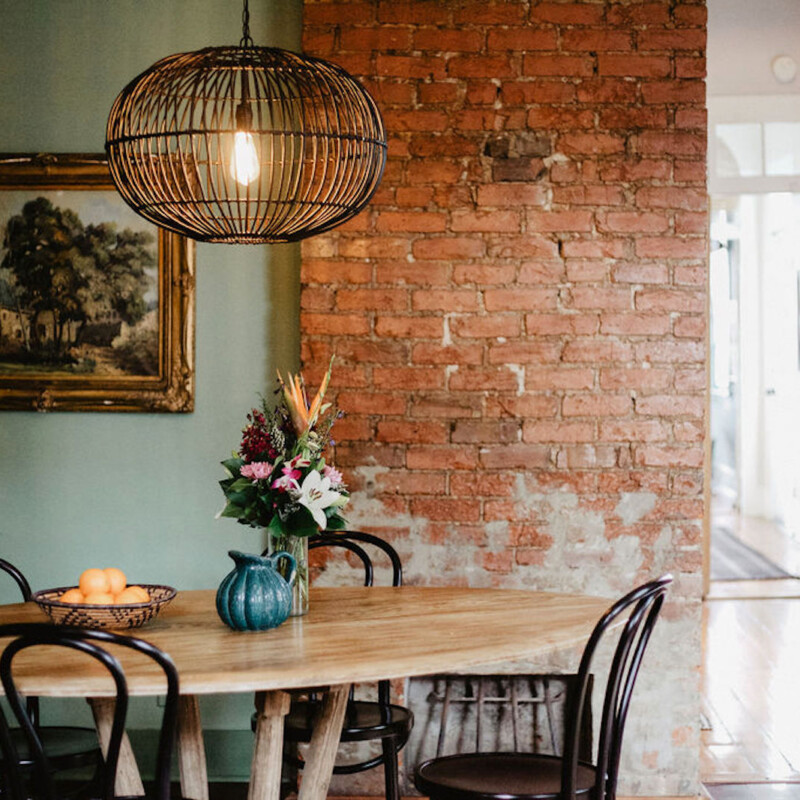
229 477 255 493
285 506 318 537
221 457 244 477
325 513 347 531
220 502 245 519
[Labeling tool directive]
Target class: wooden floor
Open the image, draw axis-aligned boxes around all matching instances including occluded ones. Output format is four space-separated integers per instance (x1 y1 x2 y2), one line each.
703 512 800 790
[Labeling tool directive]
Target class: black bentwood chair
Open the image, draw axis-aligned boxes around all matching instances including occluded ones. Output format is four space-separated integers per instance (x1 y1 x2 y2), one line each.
0 559 102 789
414 575 673 800
0 623 181 800
257 531 413 800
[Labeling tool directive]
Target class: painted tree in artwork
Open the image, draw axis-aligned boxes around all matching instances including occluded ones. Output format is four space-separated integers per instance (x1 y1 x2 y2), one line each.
0 196 154 362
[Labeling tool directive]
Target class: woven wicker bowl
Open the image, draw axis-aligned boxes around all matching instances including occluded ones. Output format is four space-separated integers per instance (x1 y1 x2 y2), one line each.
33 585 177 630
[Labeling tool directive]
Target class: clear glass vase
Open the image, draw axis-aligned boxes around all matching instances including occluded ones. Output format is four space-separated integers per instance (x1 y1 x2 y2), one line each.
267 532 309 616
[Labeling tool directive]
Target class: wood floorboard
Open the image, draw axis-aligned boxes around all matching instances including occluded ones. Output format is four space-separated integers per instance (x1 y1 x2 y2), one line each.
703 515 800 787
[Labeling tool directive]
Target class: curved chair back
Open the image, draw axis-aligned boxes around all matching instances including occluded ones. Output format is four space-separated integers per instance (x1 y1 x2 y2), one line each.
561 575 672 800
0 559 33 602
0 623 179 800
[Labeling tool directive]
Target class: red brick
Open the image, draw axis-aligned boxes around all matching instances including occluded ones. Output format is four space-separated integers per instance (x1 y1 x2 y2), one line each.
375 262 449 286
674 5 707 26
448 56 516 78
501 81 576 104
377 1 450 24
676 57 706 79
532 3 605 24
303 260 372 285
338 392 406 416
453 1 526 24
334 443 405 469
412 289 480 312
636 395 704 417
487 236 559 259
336 288 408 311
599 420 670 442
562 240 628 259
518 262 567 284
377 420 448 444
450 473 516 497
413 28 484 51
597 212 670 234
375 211 446 232
488 341 562 364
406 446 479 470
636 289 704 313
302 313 370 336
600 368 672 392
634 445 704 468
452 420 520 444
600 107 669 130
675 212 707 234
601 313 671 336
551 185 625 206
449 367 520 392
375 316 443 338
642 81 705 104
411 393 483 418
563 395 631 417
558 133 627 155
523 421 595 443
417 83 461 105
484 395 559 418
451 209 521 233
477 184 546 207
340 26 412 50
674 315 705 339
607 4 671 26
526 314 599 336
638 28 705 51
576 79 638 104
411 497 481 522
636 187 707 212
407 160 462 184
562 29 633 51
376 471 447 496
484 288 558 312
338 237 410 259
301 286 334 311
336 340 409 364
612 263 669 284
635 341 704 364
526 368 595 391
373 367 445 390
598 54 671 77
529 210 594 233
479 444 551 469
488 28 557 51
450 315 522 339
674 264 706 285
637 132 706 157
411 343 484 365
568 287 632 311
675 368 706 392
562 339 634 363
375 54 446 79
564 261 610 282
413 237 486 260
523 55 595 77
556 445 617 469
383 110 450 132
454 264 518 286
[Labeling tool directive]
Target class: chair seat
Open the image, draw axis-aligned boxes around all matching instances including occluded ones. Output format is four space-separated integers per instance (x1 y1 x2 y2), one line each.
414 752 597 800
283 699 413 742
5 725 100 767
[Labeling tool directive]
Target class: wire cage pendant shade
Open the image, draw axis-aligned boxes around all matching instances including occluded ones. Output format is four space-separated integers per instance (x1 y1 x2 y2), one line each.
105 43 386 244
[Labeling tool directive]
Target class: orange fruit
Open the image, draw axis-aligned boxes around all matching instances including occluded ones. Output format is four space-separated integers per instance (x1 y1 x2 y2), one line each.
103 567 127 595
83 592 115 605
79 568 110 596
116 586 150 604
58 588 85 604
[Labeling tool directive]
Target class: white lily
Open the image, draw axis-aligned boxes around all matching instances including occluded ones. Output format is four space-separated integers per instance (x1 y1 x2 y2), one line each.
297 470 343 530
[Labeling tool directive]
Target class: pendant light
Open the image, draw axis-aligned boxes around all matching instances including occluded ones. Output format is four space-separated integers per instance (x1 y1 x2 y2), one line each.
105 0 386 244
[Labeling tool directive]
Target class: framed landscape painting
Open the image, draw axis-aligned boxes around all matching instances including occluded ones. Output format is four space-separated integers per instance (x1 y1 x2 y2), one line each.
0 154 194 412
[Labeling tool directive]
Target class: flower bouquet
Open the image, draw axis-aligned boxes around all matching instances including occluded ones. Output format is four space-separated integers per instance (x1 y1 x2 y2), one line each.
219 360 348 614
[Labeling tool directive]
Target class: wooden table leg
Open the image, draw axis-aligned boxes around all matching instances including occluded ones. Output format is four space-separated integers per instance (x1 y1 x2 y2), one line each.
297 684 351 800
178 695 209 800
88 697 145 797
249 690 292 800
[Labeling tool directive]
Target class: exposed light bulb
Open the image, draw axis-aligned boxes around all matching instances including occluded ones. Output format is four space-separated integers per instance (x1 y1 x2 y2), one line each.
230 130 260 186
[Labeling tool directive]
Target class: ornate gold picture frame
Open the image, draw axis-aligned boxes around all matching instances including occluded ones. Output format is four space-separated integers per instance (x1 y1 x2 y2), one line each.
0 154 194 412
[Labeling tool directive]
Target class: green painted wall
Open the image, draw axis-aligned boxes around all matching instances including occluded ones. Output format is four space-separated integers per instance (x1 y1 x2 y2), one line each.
0 0 302 780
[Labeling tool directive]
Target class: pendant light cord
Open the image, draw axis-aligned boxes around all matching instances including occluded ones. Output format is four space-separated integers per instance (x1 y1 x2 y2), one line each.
240 0 254 48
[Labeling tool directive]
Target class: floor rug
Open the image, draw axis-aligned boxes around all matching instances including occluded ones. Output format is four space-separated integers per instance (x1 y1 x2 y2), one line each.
705 783 800 799
710 527 793 581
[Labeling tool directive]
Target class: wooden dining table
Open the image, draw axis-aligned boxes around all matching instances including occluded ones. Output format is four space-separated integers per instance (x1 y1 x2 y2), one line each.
0 586 612 800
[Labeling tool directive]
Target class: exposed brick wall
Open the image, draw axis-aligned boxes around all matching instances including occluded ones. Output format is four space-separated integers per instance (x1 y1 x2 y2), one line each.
301 1 706 795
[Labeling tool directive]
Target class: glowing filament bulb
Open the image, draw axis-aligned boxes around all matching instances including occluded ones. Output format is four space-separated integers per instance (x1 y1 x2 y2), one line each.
230 130 260 186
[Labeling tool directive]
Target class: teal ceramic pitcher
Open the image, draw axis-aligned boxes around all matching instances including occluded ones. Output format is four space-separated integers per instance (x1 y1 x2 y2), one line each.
216 550 297 631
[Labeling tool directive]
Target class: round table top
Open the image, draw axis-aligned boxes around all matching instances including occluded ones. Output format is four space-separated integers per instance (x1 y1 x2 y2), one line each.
0 586 610 697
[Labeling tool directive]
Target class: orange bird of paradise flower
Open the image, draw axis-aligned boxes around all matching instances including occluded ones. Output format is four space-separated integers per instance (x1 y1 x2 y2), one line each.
277 357 333 437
